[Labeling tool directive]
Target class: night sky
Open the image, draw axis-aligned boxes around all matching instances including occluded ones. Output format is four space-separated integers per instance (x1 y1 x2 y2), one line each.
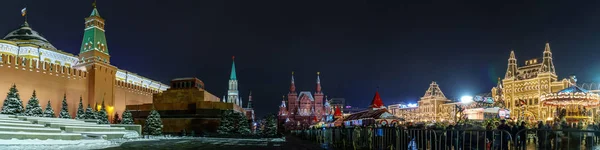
2 0 600 118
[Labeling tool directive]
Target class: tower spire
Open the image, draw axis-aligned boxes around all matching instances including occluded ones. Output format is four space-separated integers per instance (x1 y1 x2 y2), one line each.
540 42 556 74
316 72 322 93
79 0 109 63
505 50 518 79
290 71 296 93
226 56 239 104
247 91 253 108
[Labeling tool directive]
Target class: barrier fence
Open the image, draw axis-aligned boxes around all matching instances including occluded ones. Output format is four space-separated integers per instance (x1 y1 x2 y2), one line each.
292 127 600 150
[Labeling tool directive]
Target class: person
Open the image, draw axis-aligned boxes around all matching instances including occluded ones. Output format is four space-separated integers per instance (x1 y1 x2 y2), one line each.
536 121 548 149
518 121 527 150
497 120 511 150
486 123 493 150
493 122 501 150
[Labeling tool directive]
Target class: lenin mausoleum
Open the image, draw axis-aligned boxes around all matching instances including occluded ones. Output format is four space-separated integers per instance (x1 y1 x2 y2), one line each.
0 5 169 121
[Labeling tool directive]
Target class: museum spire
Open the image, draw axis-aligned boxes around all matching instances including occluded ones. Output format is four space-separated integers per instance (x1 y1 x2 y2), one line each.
290 72 296 93
315 72 322 93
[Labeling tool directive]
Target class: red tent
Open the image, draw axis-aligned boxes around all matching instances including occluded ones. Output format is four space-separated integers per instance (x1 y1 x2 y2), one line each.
370 91 385 108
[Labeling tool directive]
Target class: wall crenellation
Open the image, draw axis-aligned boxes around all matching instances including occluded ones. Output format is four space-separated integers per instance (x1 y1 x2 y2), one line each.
115 80 161 95
0 54 88 79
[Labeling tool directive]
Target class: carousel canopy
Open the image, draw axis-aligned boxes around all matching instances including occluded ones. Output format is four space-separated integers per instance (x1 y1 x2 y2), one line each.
541 85 600 107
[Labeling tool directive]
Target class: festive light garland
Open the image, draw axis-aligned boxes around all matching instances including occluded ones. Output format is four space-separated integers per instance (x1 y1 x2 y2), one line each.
540 91 600 107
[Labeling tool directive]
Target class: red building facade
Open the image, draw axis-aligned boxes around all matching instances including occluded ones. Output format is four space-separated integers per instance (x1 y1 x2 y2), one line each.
278 72 329 130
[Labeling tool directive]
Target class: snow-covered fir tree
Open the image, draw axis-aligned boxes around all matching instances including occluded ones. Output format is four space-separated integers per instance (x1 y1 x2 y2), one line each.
24 90 43 117
236 112 251 135
97 101 109 124
1 84 24 115
75 97 85 119
58 94 71 119
217 110 234 135
121 109 134 124
43 100 55 118
84 104 95 119
262 115 277 137
113 112 121 124
143 109 163 135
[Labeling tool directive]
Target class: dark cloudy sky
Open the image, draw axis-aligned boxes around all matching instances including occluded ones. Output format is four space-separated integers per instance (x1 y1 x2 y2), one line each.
2 0 600 118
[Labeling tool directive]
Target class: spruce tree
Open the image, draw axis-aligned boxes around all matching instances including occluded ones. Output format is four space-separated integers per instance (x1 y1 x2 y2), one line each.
43 100 55 118
58 94 71 119
1 84 24 115
84 104 94 119
143 109 163 135
24 90 43 117
236 112 251 135
262 115 277 137
97 101 109 124
217 110 234 135
121 109 134 124
75 97 85 119
113 112 121 124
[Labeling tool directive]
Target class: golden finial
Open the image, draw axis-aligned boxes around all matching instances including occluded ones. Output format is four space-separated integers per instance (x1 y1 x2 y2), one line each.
317 72 320 75
92 0 97 8
291 71 294 75
282 95 285 99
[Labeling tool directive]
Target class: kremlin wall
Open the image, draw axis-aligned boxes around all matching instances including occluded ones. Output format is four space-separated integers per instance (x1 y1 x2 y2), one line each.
0 6 169 121
0 4 255 134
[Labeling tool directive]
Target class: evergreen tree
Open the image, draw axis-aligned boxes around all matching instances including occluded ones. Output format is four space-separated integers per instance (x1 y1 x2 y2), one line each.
262 115 277 137
1 84 24 115
24 90 43 117
113 112 121 124
121 109 134 124
236 112 251 135
93 102 100 120
58 94 71 119
97 101 109 124
75 96 85 119
217 110 234 135
84 104 94 119
43 100 55 118
143 109 163 135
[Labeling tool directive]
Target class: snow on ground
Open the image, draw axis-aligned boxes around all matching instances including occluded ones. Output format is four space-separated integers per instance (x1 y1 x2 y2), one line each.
0 139 117 150
122 130 139 139
0 136 285 150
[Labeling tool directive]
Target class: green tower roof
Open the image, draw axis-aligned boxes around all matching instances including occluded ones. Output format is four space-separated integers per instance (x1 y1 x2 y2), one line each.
90 8 100 17
230 57 237 80
79 7 108 55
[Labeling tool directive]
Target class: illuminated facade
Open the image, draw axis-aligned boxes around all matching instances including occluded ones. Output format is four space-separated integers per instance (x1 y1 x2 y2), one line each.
394 81 451 122
278 72 327 129
492 43 571 122
0 4 168 120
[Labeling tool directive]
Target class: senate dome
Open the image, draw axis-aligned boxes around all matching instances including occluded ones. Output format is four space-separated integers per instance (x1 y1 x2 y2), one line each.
3 21 57 50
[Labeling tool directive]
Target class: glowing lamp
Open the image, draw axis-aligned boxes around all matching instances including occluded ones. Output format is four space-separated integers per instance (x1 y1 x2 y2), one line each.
461 96 474 103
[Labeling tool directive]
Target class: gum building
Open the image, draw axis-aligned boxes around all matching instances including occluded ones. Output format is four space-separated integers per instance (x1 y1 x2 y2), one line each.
0 4 169 120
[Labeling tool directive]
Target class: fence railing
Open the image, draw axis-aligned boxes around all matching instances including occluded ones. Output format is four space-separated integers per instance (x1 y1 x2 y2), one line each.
292 127 600 150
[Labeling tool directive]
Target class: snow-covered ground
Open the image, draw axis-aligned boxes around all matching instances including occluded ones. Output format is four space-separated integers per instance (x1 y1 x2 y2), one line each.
0 139 118 150
0 135 286 150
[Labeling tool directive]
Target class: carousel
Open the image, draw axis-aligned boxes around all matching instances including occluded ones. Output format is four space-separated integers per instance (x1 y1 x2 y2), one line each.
541 85 600 123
